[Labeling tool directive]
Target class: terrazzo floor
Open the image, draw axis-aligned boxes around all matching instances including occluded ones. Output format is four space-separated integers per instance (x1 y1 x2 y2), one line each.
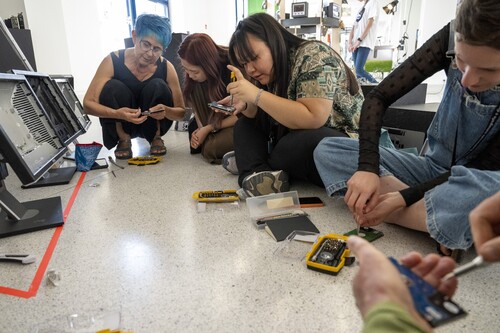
1 119 499 332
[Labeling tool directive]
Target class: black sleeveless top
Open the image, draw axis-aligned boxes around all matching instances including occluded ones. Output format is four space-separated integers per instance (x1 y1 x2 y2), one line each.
110 49 168 100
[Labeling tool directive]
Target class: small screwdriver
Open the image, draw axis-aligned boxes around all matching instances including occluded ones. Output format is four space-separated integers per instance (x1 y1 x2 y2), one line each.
230 72 236 105
441 255 488 281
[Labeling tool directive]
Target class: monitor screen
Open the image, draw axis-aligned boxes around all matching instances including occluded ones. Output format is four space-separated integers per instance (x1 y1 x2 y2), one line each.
295 4 305 11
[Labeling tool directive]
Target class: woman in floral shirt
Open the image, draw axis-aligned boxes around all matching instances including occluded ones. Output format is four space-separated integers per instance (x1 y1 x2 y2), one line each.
224 13 363 197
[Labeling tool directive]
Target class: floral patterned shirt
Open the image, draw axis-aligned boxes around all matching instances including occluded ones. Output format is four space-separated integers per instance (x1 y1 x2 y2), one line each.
288 41 364 136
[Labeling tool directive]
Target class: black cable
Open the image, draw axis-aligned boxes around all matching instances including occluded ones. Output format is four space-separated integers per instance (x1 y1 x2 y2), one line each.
396 0 414 62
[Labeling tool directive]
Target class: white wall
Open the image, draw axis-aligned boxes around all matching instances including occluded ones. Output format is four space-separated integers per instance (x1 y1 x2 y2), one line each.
23 0 72 75
2 0 237 97
418 0 457 98
418 0 457 46
2 0 457 101
169 0 237 46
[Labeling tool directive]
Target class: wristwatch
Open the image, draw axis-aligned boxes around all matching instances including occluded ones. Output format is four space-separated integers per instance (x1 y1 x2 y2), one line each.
357 37 363 42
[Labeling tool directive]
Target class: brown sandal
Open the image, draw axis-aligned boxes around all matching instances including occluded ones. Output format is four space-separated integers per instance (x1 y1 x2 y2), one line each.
150 136 167 156
114 139 132 160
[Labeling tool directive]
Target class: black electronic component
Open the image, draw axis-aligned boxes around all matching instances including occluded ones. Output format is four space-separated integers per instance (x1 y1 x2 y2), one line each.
207 102 235 113
299 196 324 208
306 234 353 275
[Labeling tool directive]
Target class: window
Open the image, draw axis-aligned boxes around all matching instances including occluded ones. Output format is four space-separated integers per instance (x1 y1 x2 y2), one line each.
135 0 169 17
126 0 169 36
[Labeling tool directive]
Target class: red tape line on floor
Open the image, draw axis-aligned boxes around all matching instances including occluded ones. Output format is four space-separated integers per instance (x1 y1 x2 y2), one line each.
0 172 86 298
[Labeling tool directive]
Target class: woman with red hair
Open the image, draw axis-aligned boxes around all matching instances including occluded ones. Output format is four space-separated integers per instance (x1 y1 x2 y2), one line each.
178 33 237 164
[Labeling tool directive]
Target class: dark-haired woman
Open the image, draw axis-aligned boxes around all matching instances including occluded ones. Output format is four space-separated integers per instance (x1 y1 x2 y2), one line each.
226 13 363 197
178 33 237 164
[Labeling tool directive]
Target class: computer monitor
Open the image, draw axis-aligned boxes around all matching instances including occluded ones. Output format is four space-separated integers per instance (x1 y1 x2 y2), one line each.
11 70 84 144
0 73 66 238
51 75 91 132
10 70 85 188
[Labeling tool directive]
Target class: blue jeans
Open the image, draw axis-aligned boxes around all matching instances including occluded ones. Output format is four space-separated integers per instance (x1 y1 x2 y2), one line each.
352 47 377 83
313 67 500 250
314 137 500 250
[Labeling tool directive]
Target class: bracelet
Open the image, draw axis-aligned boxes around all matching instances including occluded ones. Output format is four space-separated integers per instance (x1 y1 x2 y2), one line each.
254 89 263 106
357 37 363 42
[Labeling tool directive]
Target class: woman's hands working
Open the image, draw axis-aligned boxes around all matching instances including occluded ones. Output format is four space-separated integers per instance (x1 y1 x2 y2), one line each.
345 171 381 218
224 65 260 118
225 65 331 129
346 171 408 227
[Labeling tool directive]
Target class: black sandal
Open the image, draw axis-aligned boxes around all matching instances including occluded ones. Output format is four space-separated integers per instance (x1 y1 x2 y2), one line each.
436 242 464 263
150 136 167 156
114 139 132 160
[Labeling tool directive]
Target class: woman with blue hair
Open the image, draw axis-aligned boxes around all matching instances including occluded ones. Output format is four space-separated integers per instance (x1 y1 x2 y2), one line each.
84 14 185 159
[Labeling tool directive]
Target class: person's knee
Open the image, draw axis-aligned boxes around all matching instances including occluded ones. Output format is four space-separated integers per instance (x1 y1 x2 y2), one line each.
99 79 134 109
314 137 359 168
313 138 329 162
100 79 130 100
146 78 169 91
234 116 252 130
314 138 335 168
143 78 170 99
315 137 357 155
142 78 172 108
101 79 128 95
233 116 256 139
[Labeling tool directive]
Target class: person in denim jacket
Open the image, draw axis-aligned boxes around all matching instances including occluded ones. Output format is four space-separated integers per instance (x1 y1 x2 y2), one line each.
314 0 500 257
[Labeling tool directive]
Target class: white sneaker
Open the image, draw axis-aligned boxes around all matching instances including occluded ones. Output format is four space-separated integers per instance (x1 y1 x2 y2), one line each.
236 188 249 201
242 170 290 197
222 151 238 175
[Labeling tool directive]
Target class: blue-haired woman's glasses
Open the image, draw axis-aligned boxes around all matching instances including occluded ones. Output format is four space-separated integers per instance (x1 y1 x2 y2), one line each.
139 40 163 56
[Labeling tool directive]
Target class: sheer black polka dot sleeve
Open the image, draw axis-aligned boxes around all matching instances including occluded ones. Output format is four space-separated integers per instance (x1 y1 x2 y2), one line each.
357 23 452 174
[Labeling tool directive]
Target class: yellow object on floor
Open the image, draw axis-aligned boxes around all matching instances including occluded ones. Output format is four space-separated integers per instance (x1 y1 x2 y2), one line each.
127 156 161 165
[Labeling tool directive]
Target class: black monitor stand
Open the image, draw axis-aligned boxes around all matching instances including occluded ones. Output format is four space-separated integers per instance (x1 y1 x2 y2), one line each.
21 165 76 189
0 172 64 238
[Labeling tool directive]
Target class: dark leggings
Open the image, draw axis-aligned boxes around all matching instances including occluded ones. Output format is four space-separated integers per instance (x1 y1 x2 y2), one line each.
99 78 173 149
234 115 348 187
